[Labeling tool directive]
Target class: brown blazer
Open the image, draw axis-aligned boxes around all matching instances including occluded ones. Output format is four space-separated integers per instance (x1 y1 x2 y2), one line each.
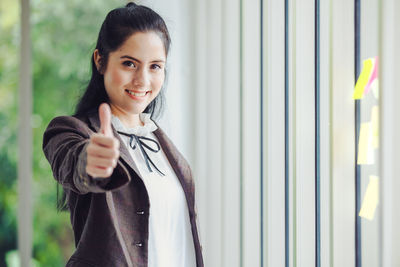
42 108 204 267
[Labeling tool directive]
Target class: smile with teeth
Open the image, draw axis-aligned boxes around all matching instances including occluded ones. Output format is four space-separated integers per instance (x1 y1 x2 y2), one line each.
125 89 149 97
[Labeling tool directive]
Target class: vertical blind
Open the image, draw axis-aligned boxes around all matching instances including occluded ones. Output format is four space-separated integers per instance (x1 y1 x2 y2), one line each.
194 0 400 266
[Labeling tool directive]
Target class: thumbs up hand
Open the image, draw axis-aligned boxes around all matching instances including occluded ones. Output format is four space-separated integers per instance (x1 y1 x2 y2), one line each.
85 103 120 178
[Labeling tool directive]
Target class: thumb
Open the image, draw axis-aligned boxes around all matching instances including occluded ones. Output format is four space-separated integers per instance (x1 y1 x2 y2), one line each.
99 103 112 137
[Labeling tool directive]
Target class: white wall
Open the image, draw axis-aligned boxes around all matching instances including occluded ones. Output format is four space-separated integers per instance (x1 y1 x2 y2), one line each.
139 0 195 166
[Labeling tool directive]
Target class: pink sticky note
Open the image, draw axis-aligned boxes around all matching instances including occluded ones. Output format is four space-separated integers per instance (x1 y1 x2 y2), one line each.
364 56 378 95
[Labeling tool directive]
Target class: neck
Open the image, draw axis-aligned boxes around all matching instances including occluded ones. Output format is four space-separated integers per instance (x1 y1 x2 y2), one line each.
109 104 144 128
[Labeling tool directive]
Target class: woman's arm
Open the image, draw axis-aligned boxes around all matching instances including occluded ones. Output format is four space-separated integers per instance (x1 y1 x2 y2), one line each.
42 115 131 194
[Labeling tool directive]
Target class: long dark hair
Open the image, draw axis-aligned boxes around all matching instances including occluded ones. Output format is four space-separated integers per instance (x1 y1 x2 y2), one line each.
57 2 171 211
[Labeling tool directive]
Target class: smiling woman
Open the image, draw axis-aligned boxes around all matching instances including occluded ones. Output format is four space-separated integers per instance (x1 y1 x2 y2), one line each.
93 31 167 127
42 2 203 267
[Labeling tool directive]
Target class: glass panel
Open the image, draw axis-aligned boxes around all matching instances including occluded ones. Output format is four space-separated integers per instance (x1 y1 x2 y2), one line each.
359 0 380 266
0 0 19 265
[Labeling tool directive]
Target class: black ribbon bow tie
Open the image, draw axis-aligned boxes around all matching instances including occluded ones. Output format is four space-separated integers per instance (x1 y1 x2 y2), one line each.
117 131 165 176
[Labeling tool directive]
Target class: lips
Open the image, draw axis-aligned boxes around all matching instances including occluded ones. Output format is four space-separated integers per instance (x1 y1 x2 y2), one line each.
125 89 150 96
125 89 151 101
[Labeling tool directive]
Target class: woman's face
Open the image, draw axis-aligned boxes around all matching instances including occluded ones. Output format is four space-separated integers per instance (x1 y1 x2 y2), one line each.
95 31 166 115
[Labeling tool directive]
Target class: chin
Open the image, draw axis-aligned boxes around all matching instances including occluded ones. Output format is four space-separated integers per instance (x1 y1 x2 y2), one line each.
128 107 147 114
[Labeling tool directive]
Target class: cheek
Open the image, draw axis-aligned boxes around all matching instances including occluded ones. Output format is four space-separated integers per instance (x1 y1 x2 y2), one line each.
105 69 128 90
152 73 165 92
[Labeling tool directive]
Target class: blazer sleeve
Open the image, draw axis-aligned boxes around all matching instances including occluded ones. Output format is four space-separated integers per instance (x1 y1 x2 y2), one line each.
42 115 131 194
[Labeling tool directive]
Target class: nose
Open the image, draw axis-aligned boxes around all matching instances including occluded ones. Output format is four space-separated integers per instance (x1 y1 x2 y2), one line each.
132 67 150 89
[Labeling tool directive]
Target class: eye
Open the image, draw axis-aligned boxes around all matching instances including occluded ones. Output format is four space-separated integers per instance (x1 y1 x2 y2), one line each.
122 61 136 68
150 64 162 70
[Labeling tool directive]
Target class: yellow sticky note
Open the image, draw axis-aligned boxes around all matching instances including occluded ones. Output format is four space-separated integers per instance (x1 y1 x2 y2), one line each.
353 58 374 99
371 106 379 148
371 78 379 99
357 122 374 165
359 175 379 220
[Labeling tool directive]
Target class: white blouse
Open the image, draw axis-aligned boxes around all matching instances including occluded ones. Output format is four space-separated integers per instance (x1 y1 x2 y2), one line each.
111 113 196 267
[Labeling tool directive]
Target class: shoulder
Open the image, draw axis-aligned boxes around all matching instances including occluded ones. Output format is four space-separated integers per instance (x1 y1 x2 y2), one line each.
46 115 88 132
47 115 87 127
43 110 96 141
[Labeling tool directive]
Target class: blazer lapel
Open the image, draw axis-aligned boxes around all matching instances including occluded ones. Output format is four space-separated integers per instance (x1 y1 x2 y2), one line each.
153 127 195 207
87 111 138 174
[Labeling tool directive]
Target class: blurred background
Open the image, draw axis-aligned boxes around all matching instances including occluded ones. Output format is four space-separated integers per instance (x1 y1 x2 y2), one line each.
1 0 399 266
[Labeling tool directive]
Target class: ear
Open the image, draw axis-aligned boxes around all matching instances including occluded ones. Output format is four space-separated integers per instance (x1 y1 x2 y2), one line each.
93 49 102 73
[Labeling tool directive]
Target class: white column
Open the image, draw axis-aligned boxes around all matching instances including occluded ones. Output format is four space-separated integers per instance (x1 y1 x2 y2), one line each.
192 0 209 263
18 0 32 266
288 0 316 265
241 0 262 266
320 0 333 266
380 0 400 266
193 0 224 265
331 0 356 266
202 0 223 265
221 0 241 266
263 0 286 266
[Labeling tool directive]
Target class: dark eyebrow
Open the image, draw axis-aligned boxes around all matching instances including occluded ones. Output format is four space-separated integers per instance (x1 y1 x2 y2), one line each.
120 55 165 64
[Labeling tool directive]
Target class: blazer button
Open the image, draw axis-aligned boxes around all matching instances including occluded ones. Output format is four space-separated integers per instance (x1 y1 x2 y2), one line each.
136 210 145 215
134 242 143 247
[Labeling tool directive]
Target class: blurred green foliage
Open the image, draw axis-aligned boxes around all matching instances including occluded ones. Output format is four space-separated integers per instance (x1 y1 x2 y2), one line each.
1 0 122 266
0 0 21 266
